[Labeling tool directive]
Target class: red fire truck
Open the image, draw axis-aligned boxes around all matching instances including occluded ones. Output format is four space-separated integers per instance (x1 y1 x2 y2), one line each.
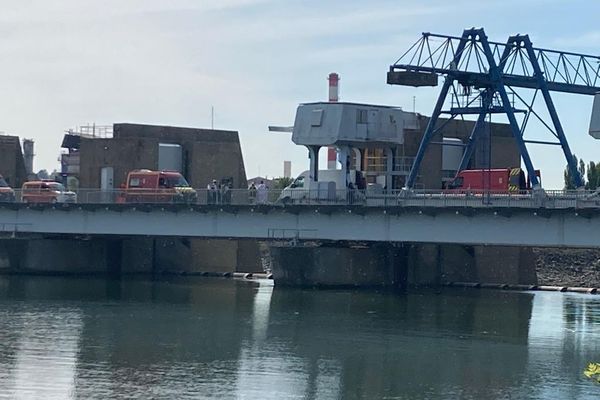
447 168 540 193
121 170 197 204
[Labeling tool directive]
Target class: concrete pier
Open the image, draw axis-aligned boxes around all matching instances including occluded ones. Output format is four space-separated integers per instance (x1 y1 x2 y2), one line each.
0 237 262 275
270 243 537 288
270 244 406 289
0 236 537 287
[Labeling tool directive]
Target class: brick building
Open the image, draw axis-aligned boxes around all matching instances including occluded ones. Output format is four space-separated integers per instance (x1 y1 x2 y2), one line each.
65 123 247 190
0 135 28 188
61 122 259 273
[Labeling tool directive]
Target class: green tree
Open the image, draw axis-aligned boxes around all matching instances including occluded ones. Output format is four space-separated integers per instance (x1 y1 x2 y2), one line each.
273 177 294 189
563 155 586 189
586 161 600 190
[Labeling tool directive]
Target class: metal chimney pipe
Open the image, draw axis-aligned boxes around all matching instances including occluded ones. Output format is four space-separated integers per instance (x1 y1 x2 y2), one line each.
327 73 340 169
328 72 339 102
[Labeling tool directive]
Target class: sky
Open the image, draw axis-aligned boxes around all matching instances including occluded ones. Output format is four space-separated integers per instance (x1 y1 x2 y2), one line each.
1 0 600 188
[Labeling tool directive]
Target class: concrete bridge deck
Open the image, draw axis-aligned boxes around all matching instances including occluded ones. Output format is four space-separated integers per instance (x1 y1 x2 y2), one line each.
1 197 599 248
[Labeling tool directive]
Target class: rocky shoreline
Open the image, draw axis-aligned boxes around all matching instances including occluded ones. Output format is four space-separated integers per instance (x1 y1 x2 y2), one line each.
534 248 600 288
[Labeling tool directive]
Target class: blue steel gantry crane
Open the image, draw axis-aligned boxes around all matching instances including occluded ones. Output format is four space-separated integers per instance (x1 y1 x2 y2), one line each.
387 27 600 190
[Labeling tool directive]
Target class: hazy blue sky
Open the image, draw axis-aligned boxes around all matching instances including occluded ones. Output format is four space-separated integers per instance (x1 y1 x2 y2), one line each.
1 0 599 188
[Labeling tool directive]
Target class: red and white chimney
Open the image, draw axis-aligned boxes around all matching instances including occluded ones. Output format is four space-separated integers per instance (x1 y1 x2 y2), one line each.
328 72 339 102
327 73 339 169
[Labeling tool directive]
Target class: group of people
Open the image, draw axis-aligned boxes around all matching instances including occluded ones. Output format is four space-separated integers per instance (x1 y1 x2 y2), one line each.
206 179 269 205
206 179 231 205
248 180 268 204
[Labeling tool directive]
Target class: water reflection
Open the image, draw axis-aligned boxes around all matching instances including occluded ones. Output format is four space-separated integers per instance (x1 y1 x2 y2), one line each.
0 276 598 399
264 288 535 400
0 303 82 399
527 293 600 399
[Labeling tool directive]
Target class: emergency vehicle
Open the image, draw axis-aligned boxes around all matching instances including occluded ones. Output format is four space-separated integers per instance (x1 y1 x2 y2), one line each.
21 180 77 203
447 168 540 193
122 170 197 204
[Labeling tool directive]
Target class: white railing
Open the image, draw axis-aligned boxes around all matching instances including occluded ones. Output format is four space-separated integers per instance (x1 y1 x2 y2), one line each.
2 188 600 209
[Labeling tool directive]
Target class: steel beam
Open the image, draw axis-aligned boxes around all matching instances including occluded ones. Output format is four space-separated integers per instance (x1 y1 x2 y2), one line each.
457 89 494 172
390 66 600 95
479 31 540 187
518 34 584 187
404 29 472 189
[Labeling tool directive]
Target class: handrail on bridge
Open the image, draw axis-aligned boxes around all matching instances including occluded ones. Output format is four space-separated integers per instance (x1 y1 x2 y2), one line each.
2 188 600 209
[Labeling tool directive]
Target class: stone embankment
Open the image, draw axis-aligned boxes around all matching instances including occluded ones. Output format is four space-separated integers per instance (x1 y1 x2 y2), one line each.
534 248 600 288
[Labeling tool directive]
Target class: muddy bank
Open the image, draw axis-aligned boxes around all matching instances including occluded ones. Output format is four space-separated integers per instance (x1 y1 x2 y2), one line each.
534 248 600 288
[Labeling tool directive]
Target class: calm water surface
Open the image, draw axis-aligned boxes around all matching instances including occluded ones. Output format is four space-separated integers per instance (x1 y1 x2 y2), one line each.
0 276 599 399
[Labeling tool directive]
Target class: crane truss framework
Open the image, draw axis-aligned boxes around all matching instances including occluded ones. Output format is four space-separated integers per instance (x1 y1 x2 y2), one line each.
388 28 600 189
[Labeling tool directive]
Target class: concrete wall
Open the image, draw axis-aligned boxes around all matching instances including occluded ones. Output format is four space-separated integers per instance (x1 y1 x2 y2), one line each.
79 123 248 190
114 123 247 189
190 141 247 190
473 246 537 284
155 238 261 274
0 135 28 188
79 137 158 189
0 236 262 275
0 237 536 285
0 239 112 274
270 243 537 288
121 238 154 274
270 244 406 288
411 244 537 286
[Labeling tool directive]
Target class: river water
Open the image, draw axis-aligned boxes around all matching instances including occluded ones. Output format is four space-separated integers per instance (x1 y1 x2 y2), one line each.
0 276 598 399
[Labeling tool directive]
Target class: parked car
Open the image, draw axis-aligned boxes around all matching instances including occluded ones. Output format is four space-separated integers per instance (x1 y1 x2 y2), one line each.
0 175 15 202
277 169 364 204
21 180 77 204
122 169 197 204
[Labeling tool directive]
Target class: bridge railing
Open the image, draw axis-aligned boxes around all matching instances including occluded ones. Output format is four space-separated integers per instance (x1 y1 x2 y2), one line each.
4 188 600 209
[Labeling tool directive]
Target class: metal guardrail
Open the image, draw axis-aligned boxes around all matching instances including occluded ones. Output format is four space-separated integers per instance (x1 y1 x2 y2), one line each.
2 188 600 209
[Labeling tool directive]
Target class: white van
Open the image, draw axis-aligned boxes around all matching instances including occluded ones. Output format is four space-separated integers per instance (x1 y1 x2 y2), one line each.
278 170 358 204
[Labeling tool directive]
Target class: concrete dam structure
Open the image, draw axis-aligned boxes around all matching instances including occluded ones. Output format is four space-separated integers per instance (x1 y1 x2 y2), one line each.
5 197 597 287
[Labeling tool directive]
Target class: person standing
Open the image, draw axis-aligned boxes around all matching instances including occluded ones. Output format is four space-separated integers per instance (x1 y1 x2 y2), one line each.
207 179 218 204
257 180 267 204
221 182 231 204
248 182 257 204
347 181 355 205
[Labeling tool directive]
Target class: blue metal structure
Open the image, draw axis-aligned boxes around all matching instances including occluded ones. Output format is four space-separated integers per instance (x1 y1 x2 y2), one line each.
388 28 600 189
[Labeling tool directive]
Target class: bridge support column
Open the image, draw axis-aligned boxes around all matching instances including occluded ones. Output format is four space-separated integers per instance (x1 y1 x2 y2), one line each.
269 243 408 289
307 145 321 183
406 244 537 286
339 146 351 189
386 147 395 190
